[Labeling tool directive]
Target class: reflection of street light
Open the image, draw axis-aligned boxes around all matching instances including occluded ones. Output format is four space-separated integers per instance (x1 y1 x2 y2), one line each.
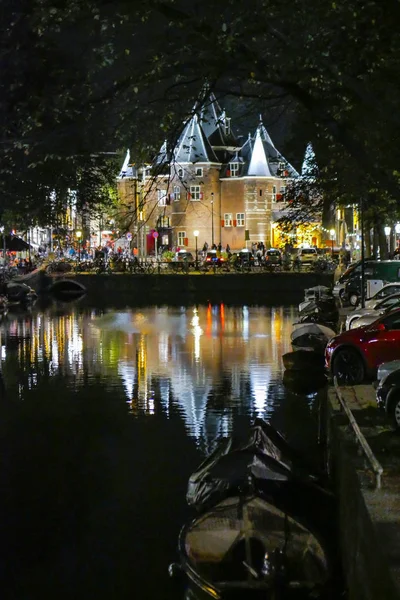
193 230 199 270
76 230 82 261
211 192 214 248
329 228 335 257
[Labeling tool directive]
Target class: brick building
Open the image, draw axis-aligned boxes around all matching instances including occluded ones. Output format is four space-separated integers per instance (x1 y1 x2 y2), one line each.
117 93 322 255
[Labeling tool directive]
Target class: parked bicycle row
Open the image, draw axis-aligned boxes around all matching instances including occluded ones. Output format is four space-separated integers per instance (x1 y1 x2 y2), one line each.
44 250 338 275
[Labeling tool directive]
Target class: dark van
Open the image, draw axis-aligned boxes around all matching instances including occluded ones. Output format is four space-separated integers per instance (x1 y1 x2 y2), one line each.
333 260 400 306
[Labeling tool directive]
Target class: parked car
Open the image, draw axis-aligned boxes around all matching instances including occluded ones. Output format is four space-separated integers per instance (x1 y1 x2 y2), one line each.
333 260 400 306
174 251 195 264
203 250 226 268
345 293 400 330
325 308 400 385
376 369 400 428
231 249 255 269
296 247 318 264
364 282 400 308
264 249 282 268
376 359 400 384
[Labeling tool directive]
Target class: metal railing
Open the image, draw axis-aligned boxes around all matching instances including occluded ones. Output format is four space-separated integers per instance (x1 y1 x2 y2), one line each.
333 377 383 490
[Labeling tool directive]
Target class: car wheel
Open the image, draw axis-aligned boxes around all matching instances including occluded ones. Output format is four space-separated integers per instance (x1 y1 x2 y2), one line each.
349 292 359 307
388 393 400 429
332 347 365 385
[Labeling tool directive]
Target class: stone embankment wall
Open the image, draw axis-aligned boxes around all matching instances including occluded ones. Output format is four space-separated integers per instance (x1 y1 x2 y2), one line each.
26 271 335 304
327 389 400 600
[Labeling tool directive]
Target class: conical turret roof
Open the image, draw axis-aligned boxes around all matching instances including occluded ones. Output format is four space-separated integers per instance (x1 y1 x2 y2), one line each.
241 121 299 178
173 114 218 164
118 149 137 178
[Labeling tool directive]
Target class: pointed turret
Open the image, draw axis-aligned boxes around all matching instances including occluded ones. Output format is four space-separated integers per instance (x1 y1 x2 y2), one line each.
173 114 218 164
118 149 136 179
197 91 224 138
241 121 299 178
247 127 272 176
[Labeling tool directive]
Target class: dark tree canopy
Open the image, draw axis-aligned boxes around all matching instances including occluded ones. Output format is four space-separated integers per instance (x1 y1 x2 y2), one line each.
2 0 400 225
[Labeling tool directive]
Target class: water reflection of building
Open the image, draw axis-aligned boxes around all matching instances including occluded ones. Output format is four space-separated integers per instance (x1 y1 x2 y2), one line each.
0 304 296 449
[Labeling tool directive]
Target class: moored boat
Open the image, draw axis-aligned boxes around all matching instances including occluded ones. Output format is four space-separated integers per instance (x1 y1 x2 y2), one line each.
178 495 331 599
4 281 37 304
283 369 327 395
170 419 337 599
282 350 326 372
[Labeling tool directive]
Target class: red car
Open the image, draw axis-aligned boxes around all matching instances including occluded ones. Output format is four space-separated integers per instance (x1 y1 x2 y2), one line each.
325 307 400 385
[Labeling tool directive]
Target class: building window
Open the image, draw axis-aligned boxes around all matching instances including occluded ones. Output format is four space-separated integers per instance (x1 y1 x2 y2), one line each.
236 213 245 227
229 162 239 176
177 167 184 178
189 186 202 201
157 189 167 206
272 185 277 201
158 216 170 228
178 231 186 246
195 167 203 177
224 213 233 227
173 185 180 201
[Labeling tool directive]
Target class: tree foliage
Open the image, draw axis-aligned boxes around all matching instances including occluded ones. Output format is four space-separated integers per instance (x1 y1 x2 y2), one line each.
2 0 400 225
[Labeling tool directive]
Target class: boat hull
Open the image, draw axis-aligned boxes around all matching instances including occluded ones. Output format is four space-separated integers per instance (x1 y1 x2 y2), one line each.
178 495 331 599
282 350 325 372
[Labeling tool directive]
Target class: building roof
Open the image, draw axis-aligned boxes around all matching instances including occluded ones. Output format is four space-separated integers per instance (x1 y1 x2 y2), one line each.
196 92 224 139
173 114 219 164
118 96 300 180
118 149 137 179
239 121 299 178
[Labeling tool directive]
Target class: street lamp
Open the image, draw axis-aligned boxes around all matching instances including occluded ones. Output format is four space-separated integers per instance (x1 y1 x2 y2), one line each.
329 229 335 257
76 230 82 261
0 226 5 266
384 226 391 256
395 224 400 251
211 193 214 248
193 230 199 270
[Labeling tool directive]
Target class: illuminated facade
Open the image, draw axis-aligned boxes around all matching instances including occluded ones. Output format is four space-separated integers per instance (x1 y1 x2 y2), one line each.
117 94 327 254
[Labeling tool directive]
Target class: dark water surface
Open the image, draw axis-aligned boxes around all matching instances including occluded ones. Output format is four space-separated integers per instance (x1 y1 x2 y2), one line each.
0 300 328 599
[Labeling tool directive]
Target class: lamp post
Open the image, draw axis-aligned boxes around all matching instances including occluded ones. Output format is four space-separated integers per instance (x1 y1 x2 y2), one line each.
210 193 214 248
384 226 391 256
76 230 82 261
329 229 335 257
193 230 199 270
396 224 400 251
0 226 5 266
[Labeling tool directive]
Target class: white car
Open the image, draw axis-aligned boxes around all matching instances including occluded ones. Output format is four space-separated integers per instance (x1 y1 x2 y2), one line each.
376 360 400 384
297 248 318 264
346 292 400 329
364 282 400 308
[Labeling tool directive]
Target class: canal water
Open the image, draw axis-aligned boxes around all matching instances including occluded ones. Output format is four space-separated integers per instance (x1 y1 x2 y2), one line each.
0 299 328 600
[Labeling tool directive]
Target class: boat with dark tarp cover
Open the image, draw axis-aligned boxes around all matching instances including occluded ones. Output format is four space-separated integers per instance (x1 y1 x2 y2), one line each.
170 419 340 599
